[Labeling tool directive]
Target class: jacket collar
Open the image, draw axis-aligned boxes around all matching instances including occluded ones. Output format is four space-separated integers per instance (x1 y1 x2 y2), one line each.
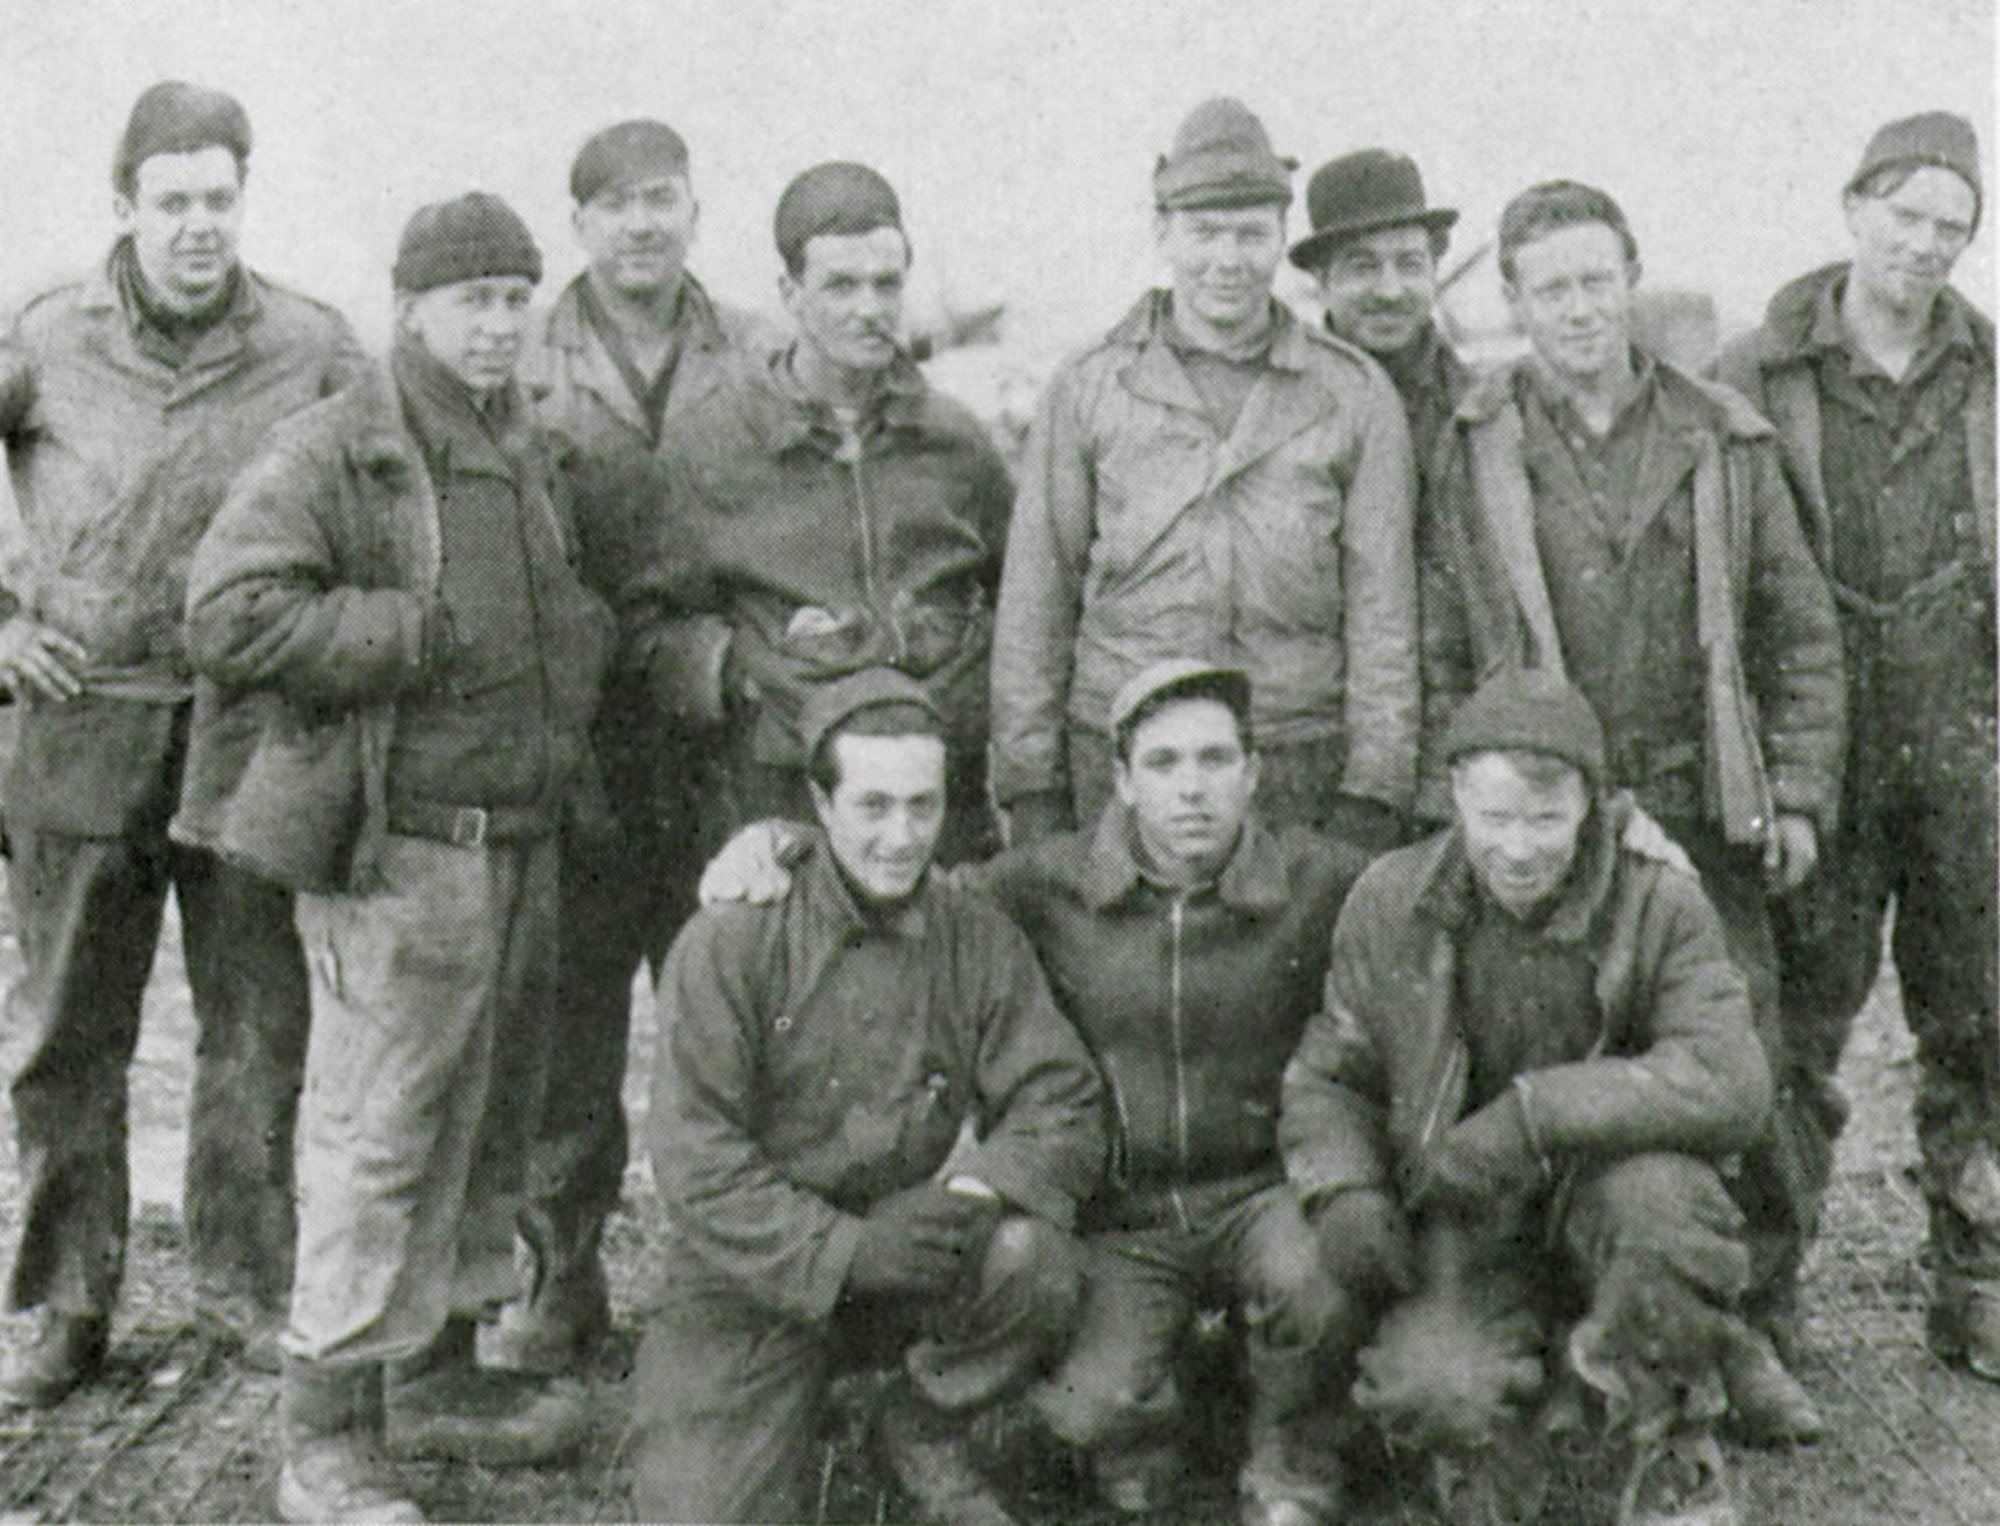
1077 796 1293 913
544 268 730 354
81 239 267 382
1758 260 1993 370
1414 790 1629 946
1803 262 1983 378
797 829 931 943
744 341 932 454
390 338 529 482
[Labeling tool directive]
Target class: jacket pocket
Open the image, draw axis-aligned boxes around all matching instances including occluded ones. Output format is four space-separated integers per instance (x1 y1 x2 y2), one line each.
217 702 365 892
5 693 178 837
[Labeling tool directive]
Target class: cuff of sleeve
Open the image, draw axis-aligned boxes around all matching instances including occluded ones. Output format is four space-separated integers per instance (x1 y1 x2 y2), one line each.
1767 771 1835 838
958 1151 1078 1233
648 615 734 729
804 1212 868 1321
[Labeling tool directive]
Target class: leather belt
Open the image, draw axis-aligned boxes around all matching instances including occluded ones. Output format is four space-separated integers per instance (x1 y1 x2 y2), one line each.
387 797 554 847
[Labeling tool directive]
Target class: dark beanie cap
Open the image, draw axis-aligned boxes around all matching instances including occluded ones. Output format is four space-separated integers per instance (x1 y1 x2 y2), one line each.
393 193 543 293
114 81 252 194
774 162 903 274
1847 111 1983 230
1443 667 1606 785
570 119 690 206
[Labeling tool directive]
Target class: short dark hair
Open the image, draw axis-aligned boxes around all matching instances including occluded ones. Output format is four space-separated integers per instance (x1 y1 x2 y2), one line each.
806 701 948 794
1114 679 1254 764
1309 221 1450 281
1497 179 1639 283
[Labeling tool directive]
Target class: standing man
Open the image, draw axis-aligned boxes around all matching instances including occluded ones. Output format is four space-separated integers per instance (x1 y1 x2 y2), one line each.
1288 149 1475 817
497 118 762 1373
0 81 361 1405
188 193 609 1523
1284 668 1772 1526
1715 112 1999 1380
635 669 1103 1526
991 99 1418 853
633 161 1012 864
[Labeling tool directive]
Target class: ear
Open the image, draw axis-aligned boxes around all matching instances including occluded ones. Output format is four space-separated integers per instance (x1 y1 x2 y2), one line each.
1625 257 1643 290
807 777 835 828
112 193 136 231
570 202 587 243
1112 753 1137 808
778 269 801 319
393 292 419 339
1242 750 1262 801
1152 210 1174 255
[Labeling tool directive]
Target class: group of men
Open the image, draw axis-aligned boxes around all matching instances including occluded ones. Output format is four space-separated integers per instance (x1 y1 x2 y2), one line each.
0 74 1987 1526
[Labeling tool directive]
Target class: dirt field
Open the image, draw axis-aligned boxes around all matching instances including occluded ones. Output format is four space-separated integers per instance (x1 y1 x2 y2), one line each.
0 894 1996 1524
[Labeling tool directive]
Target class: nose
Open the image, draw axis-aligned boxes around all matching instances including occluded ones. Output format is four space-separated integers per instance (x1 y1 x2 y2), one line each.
1367 267 1404 301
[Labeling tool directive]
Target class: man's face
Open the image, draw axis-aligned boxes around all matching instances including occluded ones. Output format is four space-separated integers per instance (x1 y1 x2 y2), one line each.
1452 751 1591 919
1504 221 1637 385
1844 166 1978 319
573 173 698 301
1156 205 1287 335
114 145 245 310
1114 697 1259 881
782 226 910 378
398 276 535 395
810 731 947 904
1318 223 1439 356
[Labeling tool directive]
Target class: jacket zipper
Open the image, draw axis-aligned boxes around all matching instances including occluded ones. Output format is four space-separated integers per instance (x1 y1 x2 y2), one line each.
839 429 906 664
1167 892 1193 1233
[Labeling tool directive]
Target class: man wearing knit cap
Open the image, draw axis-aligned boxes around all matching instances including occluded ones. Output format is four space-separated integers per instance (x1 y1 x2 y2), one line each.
628 159 1012 863
992 98 1419 856
1285 666 1770 1526
494 118 763 1376
1716 111 1999 1382
0 80 362 1408
187 191 610 1522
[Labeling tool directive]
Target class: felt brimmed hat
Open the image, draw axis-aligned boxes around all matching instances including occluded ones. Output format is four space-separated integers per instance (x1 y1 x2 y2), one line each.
1289 148 1457 272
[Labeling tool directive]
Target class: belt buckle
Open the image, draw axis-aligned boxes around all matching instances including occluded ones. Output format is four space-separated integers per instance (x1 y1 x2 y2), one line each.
449 806 488 848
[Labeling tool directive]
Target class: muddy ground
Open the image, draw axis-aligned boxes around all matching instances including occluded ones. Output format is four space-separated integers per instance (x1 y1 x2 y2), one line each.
0 895 1995 1524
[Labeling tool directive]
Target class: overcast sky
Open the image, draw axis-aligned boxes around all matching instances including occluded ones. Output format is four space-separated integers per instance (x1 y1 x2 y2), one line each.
1 0 1991 360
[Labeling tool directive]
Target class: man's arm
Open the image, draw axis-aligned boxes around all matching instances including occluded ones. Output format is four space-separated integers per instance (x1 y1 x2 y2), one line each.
1337 366 1420 814
185 439 438 704
954 909 1106 1228
648 912 867 1323
990 364 1094 827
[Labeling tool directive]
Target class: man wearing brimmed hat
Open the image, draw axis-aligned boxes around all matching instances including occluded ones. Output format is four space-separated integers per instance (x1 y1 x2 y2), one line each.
1286 666 1770 1526
632 667 1102 1525
698 656 1376 1524
188 192 611 1521
491 118 764 1377
0 80 362 1408
992 99 1418 858
627 160 1013 868
1715 112 1999 1382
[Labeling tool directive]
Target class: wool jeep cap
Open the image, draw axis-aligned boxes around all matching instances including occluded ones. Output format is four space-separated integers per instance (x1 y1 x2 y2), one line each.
796 667 942 765
393 192 543 293
570 119 691 206
114 81 251 193
1109 659 1254 740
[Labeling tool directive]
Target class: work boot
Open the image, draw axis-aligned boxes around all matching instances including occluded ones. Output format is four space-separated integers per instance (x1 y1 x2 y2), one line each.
278 1356 424 1524
1719 1325 1823 1444
1615 1432 1737 1526
482 1257 611 1376
195 1301 286 1375
1238 1403 1342 1526
0 1309 109 1409
385 1316 590 1466
876 1377 1017 1526
1928 1271 2000 1383
1091 1441 1186 1516
1430 1419 1548 1526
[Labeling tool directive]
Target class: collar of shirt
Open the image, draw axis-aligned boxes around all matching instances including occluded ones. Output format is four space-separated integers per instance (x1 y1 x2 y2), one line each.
1811 266 1979 395
797 830 933 946
109 235 249 360
1417 791 1626 946
576 272 685 425
391 334 524 478
1521 347 1659 447
753 342 930 455
1076 799 1292 913
1162 299 1280 367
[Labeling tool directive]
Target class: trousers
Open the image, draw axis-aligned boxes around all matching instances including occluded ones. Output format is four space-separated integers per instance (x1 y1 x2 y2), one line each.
285 832 557 1364
5 821 307 1325
1032 1181 1349 1512
630 1216 1081 1524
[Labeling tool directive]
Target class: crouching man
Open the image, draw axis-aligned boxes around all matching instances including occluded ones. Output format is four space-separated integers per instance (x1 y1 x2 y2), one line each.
1282 669 1772 1526
187 194 611 1523
634 669 1104 1525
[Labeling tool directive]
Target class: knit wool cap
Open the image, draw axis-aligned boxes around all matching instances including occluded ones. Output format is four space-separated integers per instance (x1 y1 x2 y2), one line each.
1443 667 1606 785
797 667 941 765
1847 111 1983 229
113 81 251 193
775 162 904 274
393 193 542 293
1289 148 1458 272
570 119 690 206
1154 97 1296 211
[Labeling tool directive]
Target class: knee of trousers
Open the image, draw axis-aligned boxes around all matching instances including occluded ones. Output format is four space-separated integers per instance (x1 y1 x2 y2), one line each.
1567 1153 1749 1304
975 1215 1084 1350
1034 1346 1180 1452
1240 1210 1349 1354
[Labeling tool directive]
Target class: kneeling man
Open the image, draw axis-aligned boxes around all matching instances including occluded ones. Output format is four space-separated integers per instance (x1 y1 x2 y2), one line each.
635 669 1104 1525
1283 669 1772 1526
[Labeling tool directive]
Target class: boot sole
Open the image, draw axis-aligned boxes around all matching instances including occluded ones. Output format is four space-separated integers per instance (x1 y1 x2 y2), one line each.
278 1463 425 1524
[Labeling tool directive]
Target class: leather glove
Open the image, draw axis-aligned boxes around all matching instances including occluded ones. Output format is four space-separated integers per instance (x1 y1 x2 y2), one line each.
1308 1186 1417 1302
1416 1088 1548 1212
1004 790 1073 847
845 1182 1001 1299
1325 793 1406 856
